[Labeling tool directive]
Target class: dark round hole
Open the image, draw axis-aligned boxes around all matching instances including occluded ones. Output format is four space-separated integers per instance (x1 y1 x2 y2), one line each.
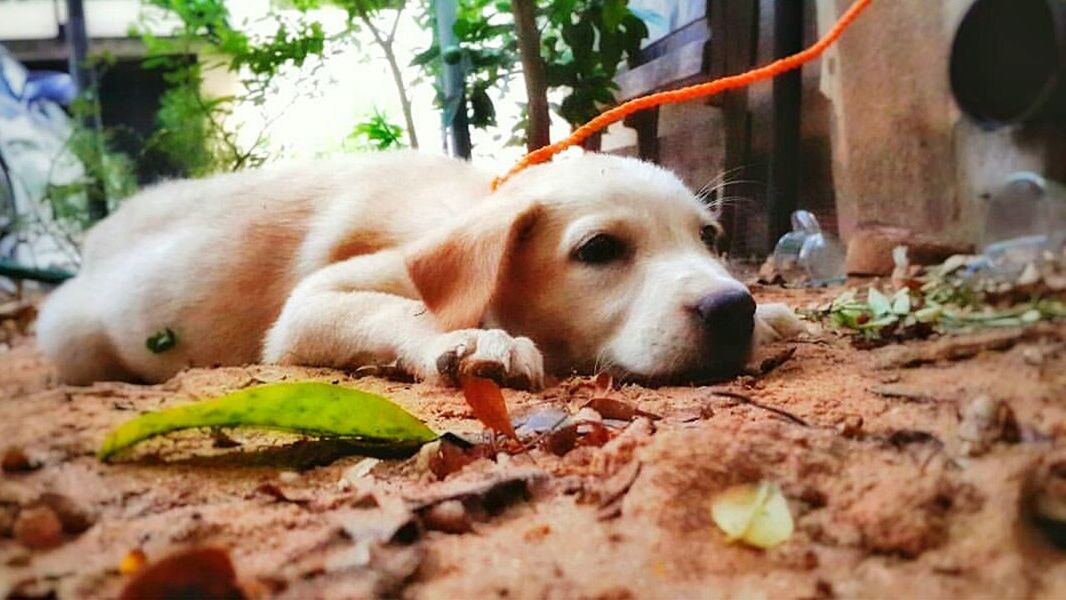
950 0 1065 126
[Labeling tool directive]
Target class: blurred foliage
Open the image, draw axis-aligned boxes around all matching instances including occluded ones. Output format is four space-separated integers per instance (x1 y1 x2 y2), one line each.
345 109 406 151
412 0 647 143
134 0 330 176
541 0 647 126
45 57 137 235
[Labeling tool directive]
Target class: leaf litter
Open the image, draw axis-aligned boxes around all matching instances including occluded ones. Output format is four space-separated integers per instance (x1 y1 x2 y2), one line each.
802 249 1066 347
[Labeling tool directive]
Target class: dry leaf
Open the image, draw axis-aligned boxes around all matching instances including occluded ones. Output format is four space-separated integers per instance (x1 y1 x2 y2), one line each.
584 397 662 421
711 481 794 549
460 376 517 440
543 421 614 456
118 546 245 600
594 372 614 396
427 434 492 479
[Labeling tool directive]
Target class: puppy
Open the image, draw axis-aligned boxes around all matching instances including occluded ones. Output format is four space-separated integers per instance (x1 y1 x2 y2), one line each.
37 151 802 388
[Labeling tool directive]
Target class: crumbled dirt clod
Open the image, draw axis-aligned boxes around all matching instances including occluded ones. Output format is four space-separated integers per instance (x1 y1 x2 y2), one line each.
421 500 472 534
13 505 64 550
1 446 37 472
957 396 1020 457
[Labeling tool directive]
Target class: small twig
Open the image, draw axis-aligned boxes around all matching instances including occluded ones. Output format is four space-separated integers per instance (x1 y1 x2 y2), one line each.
706 389 809 427
869 385 945 404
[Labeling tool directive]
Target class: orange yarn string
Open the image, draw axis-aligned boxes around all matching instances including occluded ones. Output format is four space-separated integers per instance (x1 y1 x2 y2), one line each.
491 0 872 190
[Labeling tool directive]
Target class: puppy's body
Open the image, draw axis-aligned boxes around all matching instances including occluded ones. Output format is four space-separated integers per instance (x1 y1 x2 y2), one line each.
38 151 800 387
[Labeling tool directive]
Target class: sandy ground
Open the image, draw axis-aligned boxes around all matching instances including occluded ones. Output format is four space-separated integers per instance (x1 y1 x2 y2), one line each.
2 286 1066 599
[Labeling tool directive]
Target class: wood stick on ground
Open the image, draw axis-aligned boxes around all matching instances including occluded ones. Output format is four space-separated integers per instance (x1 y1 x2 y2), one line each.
707 389 809 427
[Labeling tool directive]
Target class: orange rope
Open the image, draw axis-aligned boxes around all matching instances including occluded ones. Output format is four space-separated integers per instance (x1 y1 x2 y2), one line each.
492 0 873 190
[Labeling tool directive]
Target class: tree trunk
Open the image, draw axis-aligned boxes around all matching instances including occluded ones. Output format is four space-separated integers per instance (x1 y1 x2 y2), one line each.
380 42 420 149
360 12 420 149
511 0 550 151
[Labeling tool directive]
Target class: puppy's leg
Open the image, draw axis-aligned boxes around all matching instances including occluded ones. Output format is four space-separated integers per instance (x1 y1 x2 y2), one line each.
263 251 544 389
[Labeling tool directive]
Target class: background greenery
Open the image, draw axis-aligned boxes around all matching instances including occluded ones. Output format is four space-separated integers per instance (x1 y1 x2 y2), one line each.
36 0 649 247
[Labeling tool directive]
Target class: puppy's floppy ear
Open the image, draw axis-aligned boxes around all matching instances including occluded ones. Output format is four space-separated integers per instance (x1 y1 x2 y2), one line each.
405 200 541 331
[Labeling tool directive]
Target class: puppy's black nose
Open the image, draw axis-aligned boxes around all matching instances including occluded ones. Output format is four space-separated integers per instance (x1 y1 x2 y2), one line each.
695 289 756 348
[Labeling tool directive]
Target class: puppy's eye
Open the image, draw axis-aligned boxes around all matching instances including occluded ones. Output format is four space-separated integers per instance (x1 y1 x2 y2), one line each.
700 224 721 252
573 234 627 264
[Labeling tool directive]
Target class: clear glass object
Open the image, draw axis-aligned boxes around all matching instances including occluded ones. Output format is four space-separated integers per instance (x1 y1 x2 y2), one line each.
980 172 1066 277
772 210 846 286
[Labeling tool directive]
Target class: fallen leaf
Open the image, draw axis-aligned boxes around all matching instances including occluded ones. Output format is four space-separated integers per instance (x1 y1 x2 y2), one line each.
427 434 492 479
98 382 438 462
543 421 614 456
513 406 569 437
460 376 517 440
711 481 794 549
584 398 661 422
118 547 245 600
594 372 614 396
867 288 892 317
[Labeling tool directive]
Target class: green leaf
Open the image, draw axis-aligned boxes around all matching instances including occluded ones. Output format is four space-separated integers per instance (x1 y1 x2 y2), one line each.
867 288 892 317
891 290 912 315
602 0 626 30
98 382 438 461
859 314 899 330
146 328 178 354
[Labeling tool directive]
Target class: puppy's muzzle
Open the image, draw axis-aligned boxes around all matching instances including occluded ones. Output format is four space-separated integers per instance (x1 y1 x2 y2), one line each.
693 289 756 374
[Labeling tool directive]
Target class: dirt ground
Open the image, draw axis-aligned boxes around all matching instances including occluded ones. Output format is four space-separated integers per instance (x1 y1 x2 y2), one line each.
2 286 1066 599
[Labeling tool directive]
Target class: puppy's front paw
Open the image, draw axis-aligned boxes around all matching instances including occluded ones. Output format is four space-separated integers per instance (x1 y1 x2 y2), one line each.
415 329 545 390
753 303 809 345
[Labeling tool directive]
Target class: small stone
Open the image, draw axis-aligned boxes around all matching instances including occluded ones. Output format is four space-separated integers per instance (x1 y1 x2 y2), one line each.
1022 347 1046 366
278 471 300 484
958 396 1019 457
1 447 38 473
421 500 472 534
838 415 863 438
13 505 64 549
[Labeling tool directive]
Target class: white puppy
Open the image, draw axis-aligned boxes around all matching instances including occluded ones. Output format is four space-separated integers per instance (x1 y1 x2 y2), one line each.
37 151 801 388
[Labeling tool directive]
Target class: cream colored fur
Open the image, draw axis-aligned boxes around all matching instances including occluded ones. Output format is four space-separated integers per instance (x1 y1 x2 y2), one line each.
37 151 801 388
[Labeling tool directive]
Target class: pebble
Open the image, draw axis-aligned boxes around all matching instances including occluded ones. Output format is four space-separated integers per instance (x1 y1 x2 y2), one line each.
13 505 64 549
421 500 472 534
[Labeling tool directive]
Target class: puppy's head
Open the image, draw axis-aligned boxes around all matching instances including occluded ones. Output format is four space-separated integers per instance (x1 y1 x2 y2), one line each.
406 153 754 383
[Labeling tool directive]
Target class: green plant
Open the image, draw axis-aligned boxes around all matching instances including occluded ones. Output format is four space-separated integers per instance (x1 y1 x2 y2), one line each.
346 109 407 150
540 0 647 127
135 0 330 176
44 95 137 229
412 0 647 148
329 0 422 148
